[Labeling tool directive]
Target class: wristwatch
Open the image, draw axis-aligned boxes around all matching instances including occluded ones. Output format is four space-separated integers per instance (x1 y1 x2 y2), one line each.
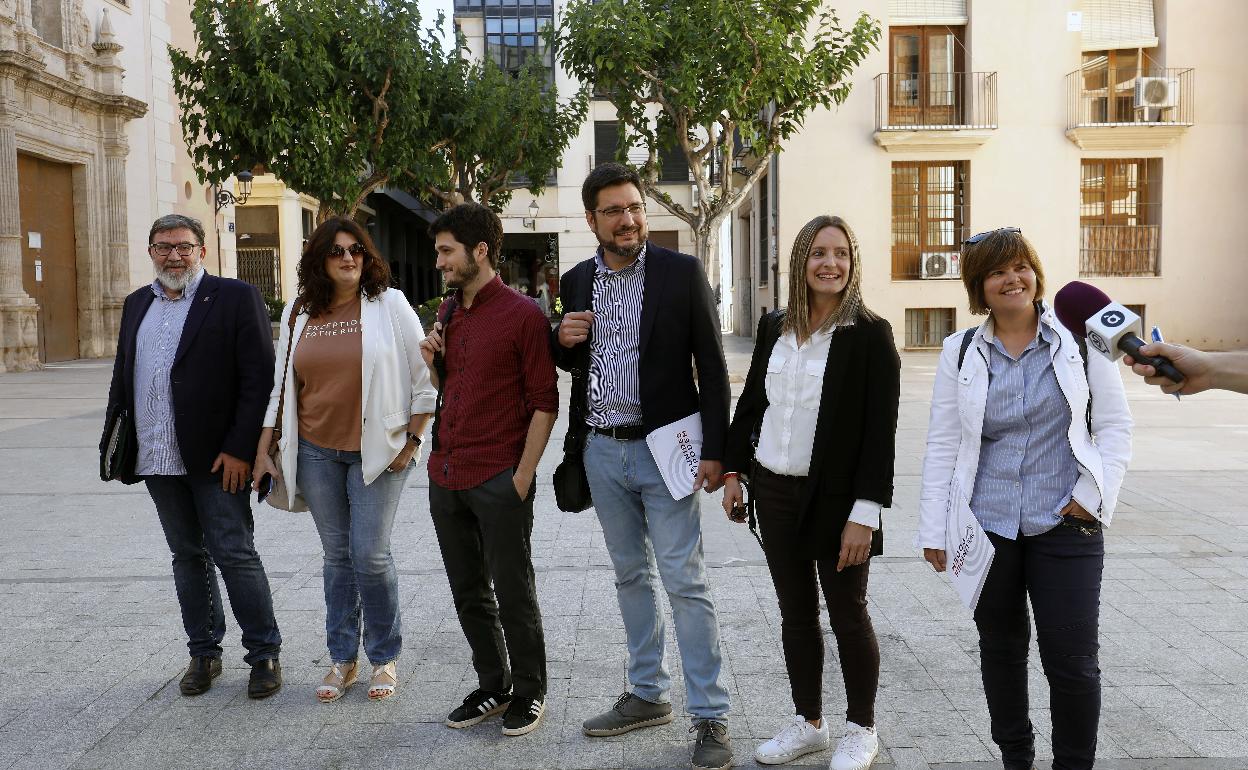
406 432 422 446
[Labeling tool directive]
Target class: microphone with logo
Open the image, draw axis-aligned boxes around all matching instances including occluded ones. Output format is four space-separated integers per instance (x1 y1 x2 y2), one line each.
1053 281 1184 383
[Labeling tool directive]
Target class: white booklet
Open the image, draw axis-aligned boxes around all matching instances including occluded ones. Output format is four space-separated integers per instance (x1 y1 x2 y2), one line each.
646 413 703 500
945 489 995 611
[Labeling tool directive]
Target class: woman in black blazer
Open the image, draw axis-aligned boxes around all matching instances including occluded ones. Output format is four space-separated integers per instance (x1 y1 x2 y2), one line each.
722 215 900 770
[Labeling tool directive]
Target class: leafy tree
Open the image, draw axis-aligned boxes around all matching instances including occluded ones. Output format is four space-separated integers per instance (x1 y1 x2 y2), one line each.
558 0 880 279
172 2 587 217
424 46 589 209
172 0 436 220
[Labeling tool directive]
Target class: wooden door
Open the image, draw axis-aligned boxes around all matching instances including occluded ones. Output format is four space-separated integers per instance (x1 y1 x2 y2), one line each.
889 26 965 126
17 154 79 362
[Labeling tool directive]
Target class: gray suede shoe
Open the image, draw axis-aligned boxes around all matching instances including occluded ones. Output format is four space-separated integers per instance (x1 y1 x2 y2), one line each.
582 692 674 737
690 720 733 770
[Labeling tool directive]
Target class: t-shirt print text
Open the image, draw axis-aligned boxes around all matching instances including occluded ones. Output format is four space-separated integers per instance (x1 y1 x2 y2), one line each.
304 319 360 338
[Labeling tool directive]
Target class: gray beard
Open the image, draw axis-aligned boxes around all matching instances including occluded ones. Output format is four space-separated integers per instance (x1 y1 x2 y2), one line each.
155 266 194 292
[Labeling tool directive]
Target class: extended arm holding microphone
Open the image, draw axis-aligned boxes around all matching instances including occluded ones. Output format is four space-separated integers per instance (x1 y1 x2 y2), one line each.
1054 281 1184 383
1125 343 1248 396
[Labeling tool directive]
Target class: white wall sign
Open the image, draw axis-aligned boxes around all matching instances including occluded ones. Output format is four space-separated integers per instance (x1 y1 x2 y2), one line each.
27 231 41 249
34 260 43 282
1067 11 1083 31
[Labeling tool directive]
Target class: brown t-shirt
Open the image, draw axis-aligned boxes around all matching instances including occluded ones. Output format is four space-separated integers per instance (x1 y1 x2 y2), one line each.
294 297 363 451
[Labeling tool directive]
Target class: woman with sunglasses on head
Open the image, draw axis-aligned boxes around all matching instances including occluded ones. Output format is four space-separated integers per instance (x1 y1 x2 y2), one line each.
253 218 436 703
917 228 1133 770
721 215 900 770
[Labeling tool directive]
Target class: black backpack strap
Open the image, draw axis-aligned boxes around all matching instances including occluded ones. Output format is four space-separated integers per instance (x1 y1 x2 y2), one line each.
957 327 976 370
430 296 458 452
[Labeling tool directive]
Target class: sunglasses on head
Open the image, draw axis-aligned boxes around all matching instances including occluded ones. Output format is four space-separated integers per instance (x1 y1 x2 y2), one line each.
328 242 368 259
963 227 1021 245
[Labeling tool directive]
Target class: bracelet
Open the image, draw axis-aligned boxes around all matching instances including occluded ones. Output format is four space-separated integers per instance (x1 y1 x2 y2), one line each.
406 432 422 446
722 471 739 479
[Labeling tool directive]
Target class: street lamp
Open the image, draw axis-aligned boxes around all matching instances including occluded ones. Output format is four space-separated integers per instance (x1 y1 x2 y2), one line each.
214 170 254 212
523 199 539 229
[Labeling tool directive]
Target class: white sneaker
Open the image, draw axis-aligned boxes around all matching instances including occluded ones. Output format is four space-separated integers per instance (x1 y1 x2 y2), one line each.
828 721 879 770
754 715 831 765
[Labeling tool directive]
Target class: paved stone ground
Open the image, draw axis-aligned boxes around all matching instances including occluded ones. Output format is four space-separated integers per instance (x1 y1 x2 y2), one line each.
1 337 1247 770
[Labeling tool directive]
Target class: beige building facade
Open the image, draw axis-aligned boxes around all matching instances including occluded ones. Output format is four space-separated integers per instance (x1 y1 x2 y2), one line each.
732 0 1248 351
0 0 241 371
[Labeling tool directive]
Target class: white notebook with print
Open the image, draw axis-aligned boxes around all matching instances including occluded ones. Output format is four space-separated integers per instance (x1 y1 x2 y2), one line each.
646 413 703 500
946 488 995 611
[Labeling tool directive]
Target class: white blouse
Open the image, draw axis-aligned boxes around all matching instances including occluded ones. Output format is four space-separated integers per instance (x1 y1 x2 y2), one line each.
755 326 881 530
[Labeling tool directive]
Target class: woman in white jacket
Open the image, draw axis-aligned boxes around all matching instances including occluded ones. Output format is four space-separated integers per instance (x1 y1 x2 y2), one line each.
917 228 1132 770
253 218 436 703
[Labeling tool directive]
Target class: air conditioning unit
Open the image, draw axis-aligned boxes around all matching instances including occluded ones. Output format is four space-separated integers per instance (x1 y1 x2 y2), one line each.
921 252 960 279
691 184 700 211
1135 77 1179 109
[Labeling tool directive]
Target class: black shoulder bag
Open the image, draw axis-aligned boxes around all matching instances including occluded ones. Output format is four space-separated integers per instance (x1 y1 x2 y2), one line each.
553 272 594 512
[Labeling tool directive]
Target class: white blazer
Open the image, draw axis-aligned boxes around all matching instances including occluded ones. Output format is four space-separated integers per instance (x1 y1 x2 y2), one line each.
916 305 1133 550
263 288 437 491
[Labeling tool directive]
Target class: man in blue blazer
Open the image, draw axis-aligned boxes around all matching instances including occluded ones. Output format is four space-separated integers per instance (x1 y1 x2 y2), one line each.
553 164 733 770
104 214 283 699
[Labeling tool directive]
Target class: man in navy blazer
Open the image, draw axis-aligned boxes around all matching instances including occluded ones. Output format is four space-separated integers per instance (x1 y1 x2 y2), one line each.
104 214 283 699
553 164 733 770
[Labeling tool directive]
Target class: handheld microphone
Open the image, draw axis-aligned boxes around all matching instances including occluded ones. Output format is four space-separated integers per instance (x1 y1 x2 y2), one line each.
1053 281 1184 383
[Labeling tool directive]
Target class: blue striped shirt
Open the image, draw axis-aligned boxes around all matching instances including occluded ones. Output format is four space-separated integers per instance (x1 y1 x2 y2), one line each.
969 319 1080 539
586 245 646 429
133 269 205 476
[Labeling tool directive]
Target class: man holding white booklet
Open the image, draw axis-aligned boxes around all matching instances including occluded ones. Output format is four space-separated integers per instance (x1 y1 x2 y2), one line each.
553 163 733 770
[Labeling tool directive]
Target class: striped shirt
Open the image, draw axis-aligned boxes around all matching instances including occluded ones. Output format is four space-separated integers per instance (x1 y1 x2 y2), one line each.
133 268 205 476
586 245 646 429
969 320 1081 539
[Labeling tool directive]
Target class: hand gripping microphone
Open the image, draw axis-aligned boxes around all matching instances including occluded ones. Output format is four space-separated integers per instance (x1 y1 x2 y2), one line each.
1053 281 1184 383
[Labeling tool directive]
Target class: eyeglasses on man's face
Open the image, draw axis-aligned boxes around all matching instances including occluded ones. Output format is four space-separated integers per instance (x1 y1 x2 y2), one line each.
328 243 368 260
591 203 647 220
149 242 200 257
964 227 1021 245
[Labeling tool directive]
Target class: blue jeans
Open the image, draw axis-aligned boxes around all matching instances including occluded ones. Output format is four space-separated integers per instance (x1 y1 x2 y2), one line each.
297 438 411 665
582 431 730 721
144 475 282 665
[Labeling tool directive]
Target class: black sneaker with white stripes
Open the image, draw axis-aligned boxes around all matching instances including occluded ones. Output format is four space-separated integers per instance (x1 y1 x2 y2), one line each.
445 688 511 729
501 696 545 736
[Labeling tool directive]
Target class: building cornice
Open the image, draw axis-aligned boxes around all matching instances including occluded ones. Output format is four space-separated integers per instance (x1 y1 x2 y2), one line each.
0 50 146 120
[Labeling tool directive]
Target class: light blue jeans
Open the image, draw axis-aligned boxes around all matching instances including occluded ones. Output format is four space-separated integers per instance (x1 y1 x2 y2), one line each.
582 431 730 721
297 438 411 665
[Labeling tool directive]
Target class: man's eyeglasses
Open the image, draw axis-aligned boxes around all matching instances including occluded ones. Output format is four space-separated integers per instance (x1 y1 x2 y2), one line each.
591 203 646 219
964 227 1021 245
328 243 368 260
149 242 199 257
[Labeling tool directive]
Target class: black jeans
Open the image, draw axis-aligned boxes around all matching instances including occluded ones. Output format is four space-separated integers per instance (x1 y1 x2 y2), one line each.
975 519 1105 770
430 468 546 699
145 475 282 665
754 467 880 726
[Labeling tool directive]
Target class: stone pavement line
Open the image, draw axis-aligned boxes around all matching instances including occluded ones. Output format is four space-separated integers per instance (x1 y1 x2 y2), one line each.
0 345 1246 770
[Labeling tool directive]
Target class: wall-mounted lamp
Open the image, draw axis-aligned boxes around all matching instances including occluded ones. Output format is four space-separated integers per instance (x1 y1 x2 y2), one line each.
215 170 254 212
522 199 539 229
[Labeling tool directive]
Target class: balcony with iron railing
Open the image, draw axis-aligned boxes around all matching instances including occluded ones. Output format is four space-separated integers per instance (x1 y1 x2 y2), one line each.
1079 224 1160 277
873 72 997 152
1066 67 1194 149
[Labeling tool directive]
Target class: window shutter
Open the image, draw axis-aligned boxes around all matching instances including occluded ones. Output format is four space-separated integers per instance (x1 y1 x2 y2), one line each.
1082 0 1158 51
888 0 967 25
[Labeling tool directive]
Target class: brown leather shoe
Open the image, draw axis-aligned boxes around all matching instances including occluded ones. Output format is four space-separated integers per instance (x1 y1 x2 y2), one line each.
247 658 282 699
179 656 222 696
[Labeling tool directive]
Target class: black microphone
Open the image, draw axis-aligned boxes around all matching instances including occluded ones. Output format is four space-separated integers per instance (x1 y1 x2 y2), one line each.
1053 281 1184 383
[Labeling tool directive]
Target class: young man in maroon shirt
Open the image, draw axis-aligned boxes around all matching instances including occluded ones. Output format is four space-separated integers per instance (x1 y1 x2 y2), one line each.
420 203 558 737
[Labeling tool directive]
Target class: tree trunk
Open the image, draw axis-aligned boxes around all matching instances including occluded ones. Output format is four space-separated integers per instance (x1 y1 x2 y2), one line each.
692 224 723 320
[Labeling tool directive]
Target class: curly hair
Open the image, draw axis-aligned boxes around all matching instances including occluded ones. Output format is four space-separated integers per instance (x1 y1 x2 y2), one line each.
297 218 391 318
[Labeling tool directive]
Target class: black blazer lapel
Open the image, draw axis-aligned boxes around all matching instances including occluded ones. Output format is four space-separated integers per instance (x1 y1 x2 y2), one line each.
638 243 669 361
174 274 220 365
